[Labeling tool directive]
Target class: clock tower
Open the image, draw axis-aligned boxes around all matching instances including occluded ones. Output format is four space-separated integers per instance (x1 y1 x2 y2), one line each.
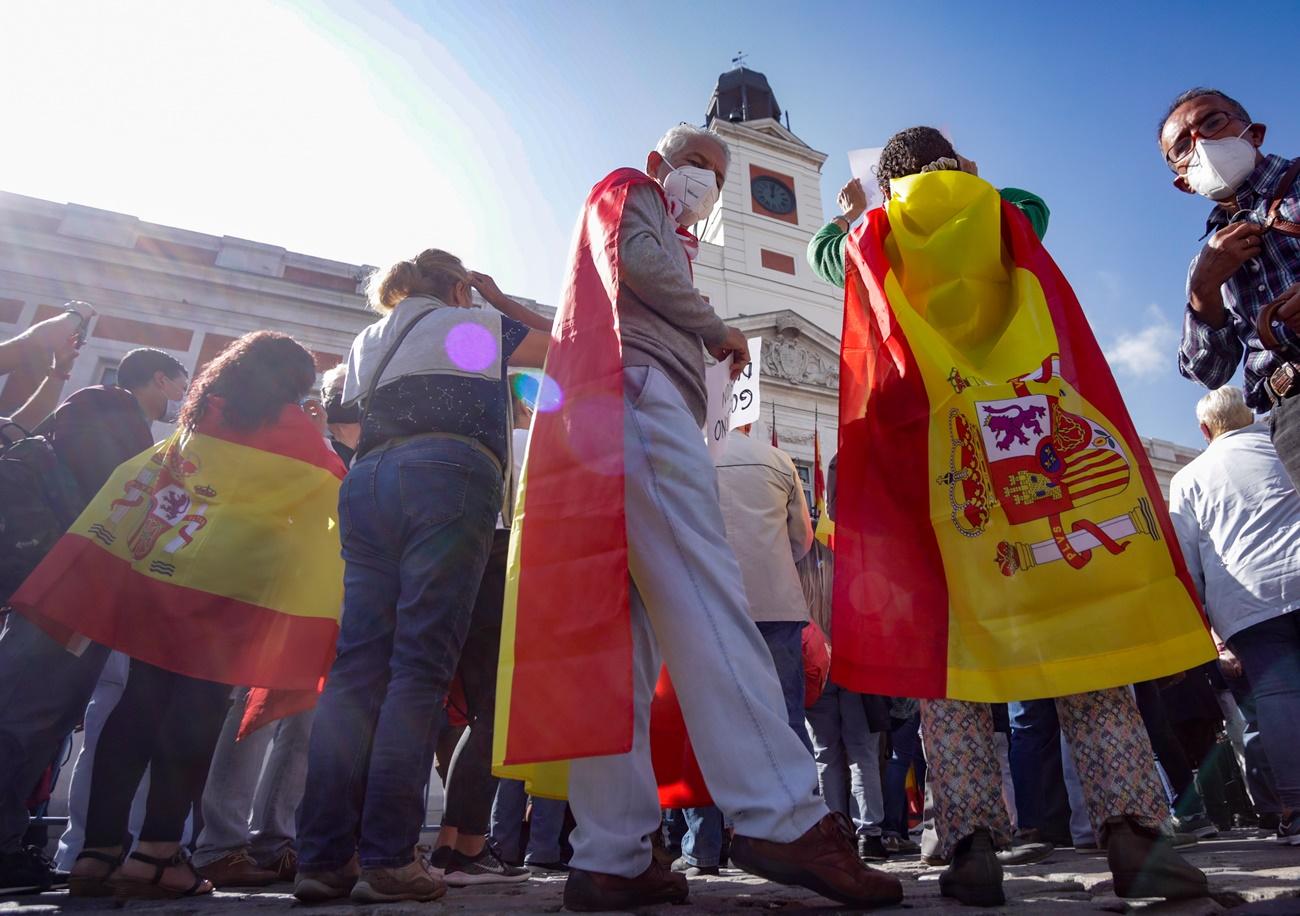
690 66 843 336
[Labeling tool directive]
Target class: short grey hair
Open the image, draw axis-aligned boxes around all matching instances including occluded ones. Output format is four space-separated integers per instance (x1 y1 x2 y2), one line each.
1195 386 1254 436
320 363 347 400
655 123 730 172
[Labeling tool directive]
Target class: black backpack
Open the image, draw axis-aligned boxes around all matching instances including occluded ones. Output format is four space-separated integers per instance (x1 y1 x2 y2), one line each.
0 422 84 606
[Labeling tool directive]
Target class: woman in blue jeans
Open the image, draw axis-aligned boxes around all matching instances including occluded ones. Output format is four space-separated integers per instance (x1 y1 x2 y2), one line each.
294 249 549 904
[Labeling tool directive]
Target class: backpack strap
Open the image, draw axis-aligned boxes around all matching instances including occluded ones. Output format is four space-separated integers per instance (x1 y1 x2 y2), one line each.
1267 157 1300 238
356 306 436 434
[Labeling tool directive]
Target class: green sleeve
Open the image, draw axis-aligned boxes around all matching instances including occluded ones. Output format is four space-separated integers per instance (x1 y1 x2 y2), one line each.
807 221 849 289
998 187 1050 241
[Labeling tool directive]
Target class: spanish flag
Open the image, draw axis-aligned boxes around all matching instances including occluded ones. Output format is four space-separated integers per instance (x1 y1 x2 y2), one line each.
493 169 710 806
833 170 1213 702
813 407 834 549
11 400 345 691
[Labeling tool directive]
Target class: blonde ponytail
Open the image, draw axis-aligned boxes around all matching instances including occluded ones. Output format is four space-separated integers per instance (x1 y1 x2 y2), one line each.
366 248 469 314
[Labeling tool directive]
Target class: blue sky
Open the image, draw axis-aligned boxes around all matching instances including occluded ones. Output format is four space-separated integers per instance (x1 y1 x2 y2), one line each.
2 0 1295 446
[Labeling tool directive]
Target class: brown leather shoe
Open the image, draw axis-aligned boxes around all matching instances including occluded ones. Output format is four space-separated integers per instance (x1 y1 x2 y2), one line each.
350 857 446 903
730 812 904 908
265 848 297 883
198 851 278 888
563 860 688 912
1104 815 1208 900
293 856 359 904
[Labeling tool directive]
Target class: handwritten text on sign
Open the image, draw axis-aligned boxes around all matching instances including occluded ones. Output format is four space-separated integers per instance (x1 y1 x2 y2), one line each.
703 337 762 461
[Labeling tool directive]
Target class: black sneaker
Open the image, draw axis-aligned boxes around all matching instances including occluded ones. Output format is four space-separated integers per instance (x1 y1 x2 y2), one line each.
1277 814 1300 847
0 846 59 895
426 846 454 878
443 846 531 886
857 834 890 862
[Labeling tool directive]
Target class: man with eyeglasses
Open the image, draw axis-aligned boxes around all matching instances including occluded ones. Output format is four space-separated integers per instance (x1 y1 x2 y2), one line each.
1158 88 1300 488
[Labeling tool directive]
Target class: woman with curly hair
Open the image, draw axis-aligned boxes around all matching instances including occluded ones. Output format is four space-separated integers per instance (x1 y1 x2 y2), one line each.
62 331 339 899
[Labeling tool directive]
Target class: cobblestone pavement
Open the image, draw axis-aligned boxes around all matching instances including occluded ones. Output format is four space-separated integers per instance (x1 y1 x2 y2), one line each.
4 830 1298 915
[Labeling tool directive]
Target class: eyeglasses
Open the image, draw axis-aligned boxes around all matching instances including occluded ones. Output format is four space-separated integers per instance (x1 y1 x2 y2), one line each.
1166 110 1243 167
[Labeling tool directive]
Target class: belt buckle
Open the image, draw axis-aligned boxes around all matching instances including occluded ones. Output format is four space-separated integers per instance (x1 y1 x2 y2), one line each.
1271 362 1299 404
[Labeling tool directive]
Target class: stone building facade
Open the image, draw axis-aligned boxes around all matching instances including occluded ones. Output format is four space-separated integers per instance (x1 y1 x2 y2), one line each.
0 67 1196 511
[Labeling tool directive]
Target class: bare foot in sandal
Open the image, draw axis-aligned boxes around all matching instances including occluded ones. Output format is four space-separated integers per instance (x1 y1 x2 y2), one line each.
111 844 213 899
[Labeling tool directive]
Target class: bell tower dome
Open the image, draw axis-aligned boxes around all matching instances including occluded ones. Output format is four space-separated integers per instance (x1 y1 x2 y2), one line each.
689 66 841 335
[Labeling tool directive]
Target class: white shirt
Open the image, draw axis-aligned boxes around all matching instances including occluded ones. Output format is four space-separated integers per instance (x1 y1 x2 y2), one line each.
1168 423 1300 641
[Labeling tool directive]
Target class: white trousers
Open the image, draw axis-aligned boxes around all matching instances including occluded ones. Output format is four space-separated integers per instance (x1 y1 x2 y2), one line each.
567 367 825 877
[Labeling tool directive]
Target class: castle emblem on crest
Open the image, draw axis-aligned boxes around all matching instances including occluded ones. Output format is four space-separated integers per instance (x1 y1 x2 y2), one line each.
87 443 216 575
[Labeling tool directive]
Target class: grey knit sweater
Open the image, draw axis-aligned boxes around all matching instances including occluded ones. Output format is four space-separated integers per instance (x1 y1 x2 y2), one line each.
616 182 728 425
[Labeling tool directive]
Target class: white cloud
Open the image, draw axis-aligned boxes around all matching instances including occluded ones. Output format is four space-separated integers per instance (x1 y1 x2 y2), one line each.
1104 306 1178 378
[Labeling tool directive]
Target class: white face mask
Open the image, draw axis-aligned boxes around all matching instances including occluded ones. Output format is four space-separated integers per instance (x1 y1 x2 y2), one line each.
1184 126 1257 201
659 160 720 226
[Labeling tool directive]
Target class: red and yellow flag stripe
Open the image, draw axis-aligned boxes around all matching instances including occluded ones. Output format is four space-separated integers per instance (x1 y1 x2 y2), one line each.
12 402 344 690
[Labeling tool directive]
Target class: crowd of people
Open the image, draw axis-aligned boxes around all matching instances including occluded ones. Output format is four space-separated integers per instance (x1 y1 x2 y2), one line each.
0 83 1295 912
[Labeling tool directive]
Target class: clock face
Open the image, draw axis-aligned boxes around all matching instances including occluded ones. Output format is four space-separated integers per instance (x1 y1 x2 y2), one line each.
751 175 796 215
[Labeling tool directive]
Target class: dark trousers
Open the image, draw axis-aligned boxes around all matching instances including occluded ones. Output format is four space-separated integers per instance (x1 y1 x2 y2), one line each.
1134 681 1201 818
83 659 230 847
883 712 924 838
0 611 110 852
1270 394 1300 493
1007 700 1072 841
440 530 509 836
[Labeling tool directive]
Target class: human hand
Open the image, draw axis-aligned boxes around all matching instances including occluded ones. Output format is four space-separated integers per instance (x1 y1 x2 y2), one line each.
50 331 82 376
837 178 868 223
1271 282 1300 334
1191 222 1264 298
1217 647 1243 679
301 397 328 436
467 271 506 305
709 326 750 379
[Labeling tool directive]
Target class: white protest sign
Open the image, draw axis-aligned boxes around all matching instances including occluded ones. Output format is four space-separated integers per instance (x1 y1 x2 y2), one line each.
847 147 884 211
728 337 761 430
703 355 734 461
702 337 762 460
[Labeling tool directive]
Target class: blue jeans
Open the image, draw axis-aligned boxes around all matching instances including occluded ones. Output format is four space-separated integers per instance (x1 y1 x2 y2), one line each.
296 437 502 870
1227 610 1300 812
804 682 884 836
883 712 924 838
490 779 567 865
679 621 813 866
1008 700 1071 840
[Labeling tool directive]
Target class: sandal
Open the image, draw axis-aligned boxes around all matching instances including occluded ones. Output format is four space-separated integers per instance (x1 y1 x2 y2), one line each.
108 850 213 900
68 850 121 898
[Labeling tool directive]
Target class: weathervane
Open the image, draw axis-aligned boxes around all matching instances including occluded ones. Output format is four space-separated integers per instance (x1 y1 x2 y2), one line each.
731 50 747 68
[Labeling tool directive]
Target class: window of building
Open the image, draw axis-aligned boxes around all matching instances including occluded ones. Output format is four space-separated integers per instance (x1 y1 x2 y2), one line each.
97 361 118 387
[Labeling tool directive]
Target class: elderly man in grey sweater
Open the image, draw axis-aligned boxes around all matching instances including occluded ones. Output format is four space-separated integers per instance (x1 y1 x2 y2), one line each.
561 125 901 913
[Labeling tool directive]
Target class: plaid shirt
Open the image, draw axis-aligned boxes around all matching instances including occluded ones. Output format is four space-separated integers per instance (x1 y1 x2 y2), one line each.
1178 154 1300 411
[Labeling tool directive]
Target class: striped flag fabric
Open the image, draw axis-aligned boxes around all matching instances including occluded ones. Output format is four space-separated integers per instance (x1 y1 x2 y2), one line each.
11 400 344 691
832 170 1213 702
813 406 834 549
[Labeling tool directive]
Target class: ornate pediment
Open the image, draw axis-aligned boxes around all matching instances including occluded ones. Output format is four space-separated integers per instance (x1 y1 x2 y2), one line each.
731 309 840 391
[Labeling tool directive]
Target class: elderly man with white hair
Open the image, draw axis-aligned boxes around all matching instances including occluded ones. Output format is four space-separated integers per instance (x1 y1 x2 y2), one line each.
507 123 902 912
1168 386 1300 845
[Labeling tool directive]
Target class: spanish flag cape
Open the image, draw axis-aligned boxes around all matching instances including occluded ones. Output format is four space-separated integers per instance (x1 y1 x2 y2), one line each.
492 168 710 806
833 170 1213 702
11 400 345 692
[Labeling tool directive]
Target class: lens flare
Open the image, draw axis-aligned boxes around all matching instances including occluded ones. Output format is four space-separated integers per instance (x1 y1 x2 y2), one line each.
444 321 497 372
